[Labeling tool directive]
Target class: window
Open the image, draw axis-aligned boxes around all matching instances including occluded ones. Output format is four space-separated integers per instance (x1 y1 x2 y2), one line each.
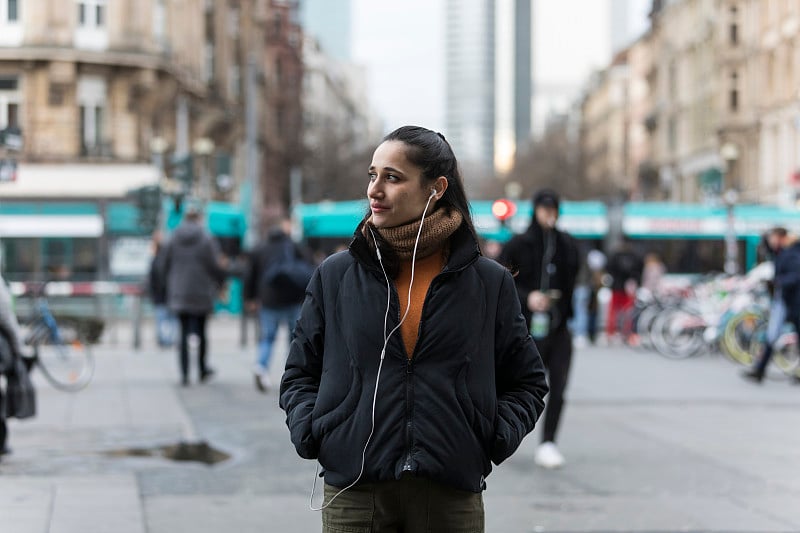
0 75 20 129
8 0 18 22
729 5 738 45
729 71 739 112
153 0 166 41
77 76 107 154
76 0 107 28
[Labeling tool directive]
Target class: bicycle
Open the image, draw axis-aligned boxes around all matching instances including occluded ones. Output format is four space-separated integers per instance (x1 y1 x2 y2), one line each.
20 282 95 392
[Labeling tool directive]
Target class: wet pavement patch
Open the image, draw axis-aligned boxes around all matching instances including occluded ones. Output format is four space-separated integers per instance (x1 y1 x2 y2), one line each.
104 440 230 465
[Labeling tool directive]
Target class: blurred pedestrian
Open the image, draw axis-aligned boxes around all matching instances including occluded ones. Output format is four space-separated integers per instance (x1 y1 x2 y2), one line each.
0 274 36 459
161 205 228 386
642 252 666 293
742 227 800 384
280 126 548 532
586 249 607 345
498 188 580 469
148 230 175 348
605 240 643 341
244 217 312 393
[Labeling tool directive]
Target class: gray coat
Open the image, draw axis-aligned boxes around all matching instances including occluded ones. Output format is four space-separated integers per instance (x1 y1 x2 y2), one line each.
162 221 227 315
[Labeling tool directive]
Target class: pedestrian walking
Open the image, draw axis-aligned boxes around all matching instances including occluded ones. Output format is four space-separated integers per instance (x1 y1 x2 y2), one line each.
280 125 548 532
148 230 175 348
742 227 800 384
498 188 580 469
161 205 228 386
0 274 36 459
244 217 312 393
605 240 643 341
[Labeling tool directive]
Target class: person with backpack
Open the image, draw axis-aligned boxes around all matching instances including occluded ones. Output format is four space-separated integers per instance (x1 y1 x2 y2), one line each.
245 217 313 393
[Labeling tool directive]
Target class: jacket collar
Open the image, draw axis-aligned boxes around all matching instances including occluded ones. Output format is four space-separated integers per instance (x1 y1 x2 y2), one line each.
349 217 480 274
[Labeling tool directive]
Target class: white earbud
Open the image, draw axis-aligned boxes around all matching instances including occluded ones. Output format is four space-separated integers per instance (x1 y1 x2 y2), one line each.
430 188 437 198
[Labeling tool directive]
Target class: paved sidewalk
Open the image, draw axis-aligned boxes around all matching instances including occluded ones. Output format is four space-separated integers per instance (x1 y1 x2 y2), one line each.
1 316 799 532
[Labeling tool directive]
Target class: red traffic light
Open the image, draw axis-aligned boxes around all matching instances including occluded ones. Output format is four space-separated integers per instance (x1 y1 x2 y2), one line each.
492 198 517 222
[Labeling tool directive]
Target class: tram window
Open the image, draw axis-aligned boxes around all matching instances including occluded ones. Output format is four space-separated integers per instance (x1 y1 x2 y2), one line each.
0 238 37 280
72 238 98 278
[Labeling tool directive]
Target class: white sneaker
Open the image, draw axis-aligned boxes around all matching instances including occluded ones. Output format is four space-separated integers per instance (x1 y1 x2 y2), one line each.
534 442 565 469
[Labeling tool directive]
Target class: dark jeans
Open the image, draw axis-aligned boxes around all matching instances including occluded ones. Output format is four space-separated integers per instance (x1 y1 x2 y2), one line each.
755 313 800 377
177 313 208 381
535 326 573 443
322 475 484 533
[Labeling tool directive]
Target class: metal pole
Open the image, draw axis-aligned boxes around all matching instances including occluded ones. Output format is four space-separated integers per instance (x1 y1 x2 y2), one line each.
244 55 260 250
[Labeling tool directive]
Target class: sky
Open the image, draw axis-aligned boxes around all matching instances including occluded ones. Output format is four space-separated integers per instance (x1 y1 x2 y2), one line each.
351 0 651 137
351 0 446 134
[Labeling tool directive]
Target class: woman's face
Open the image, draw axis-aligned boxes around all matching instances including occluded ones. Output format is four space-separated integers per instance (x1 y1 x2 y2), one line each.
367 140 432 228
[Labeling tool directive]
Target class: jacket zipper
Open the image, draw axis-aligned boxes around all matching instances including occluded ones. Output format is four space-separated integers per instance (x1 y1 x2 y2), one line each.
403 357 414 471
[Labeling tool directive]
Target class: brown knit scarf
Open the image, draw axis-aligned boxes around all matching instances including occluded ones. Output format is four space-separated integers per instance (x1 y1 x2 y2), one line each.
363 207 463 261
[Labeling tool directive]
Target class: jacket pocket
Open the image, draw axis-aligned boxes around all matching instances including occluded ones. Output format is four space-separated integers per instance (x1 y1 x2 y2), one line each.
455 364 496 469
311 366 362 441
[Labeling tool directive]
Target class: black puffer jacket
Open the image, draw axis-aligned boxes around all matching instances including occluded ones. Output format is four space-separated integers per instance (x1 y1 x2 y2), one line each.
279 222 548 493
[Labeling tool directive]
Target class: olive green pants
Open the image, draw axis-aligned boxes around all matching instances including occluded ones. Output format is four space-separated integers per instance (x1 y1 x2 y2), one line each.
321 475 484 533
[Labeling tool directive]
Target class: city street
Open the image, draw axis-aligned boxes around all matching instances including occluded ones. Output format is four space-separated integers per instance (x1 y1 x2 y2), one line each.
1 317 799 533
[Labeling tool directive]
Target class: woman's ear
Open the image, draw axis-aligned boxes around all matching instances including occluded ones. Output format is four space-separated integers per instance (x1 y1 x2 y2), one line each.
432 176 449 200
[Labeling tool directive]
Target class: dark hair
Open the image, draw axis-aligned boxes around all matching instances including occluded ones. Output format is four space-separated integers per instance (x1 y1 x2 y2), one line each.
381 125 479 243
770 226 788 238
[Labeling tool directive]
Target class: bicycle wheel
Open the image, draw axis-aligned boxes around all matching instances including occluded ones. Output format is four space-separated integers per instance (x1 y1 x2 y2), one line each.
650 307 706 359
720 310 765 366
33 319 94 392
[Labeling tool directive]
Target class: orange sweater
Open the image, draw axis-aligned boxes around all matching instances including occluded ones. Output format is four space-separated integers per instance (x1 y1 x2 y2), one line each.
395 250 446 358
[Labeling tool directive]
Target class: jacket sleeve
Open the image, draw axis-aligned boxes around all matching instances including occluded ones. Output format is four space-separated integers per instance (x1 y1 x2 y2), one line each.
243 248 260 301
491 269 549 465
279 268 325 459
497 237 532 317
776 249 800 292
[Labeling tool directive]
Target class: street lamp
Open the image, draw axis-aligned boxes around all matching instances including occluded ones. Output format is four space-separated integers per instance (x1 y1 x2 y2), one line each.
192 137 215 202
720 142 740 275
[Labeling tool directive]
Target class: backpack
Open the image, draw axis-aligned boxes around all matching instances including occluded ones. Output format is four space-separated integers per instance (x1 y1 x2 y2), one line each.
261 239 315 293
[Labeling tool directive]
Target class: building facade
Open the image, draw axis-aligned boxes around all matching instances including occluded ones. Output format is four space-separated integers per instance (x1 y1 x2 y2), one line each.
0 0 305 281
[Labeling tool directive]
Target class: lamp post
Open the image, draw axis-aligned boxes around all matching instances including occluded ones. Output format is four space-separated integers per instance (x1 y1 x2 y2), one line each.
192 137 215 203
720 142 740 275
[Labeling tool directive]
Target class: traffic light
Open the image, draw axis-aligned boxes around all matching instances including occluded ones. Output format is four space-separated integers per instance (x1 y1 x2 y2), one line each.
491 198 517 226
128 185 162 233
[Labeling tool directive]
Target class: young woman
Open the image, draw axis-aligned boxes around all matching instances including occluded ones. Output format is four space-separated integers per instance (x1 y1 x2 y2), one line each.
280 126 548 532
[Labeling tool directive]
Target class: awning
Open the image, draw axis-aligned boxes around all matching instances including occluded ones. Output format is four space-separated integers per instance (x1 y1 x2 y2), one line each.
0 214 104 237
0 163 160 198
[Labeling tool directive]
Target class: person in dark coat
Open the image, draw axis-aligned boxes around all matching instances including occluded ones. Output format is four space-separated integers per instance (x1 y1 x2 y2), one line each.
148 230 175 348
0 274 35 458
161 205 227 386
280 126 548 532
497 188 580 470
244 218 310 393
743 227 800 384
605 240 644 340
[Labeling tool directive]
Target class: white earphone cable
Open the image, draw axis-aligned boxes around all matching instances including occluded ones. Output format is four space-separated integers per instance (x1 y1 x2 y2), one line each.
309 192 436 511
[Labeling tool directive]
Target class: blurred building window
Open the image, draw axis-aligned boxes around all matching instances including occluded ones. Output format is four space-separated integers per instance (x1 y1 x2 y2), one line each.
229 64 240 97
0 238 37 280
729 5 738 45
229 5 240 38
153 0 166 42
7 0 18 21
729 71 739 112
75 0 108 49
77 76 107 155
0 75 20 129
204 40 215 83
77 0 106 27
